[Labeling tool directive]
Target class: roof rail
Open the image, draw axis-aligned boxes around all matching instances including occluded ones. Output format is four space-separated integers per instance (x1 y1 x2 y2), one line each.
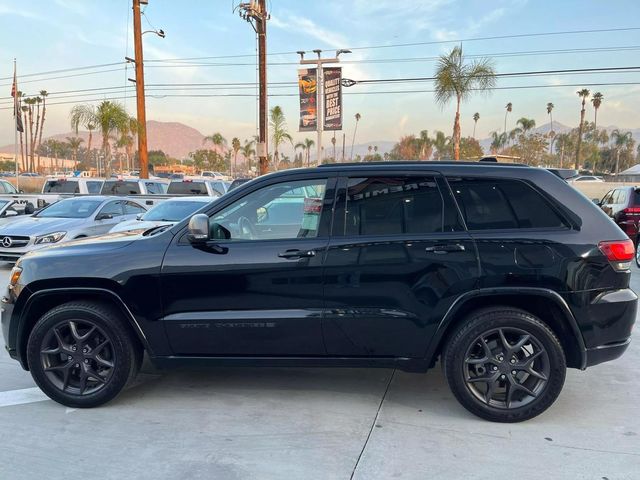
317 160 529 168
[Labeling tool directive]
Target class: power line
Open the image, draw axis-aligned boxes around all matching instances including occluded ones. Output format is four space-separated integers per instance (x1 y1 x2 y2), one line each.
0 62 126 82
1 81 637 111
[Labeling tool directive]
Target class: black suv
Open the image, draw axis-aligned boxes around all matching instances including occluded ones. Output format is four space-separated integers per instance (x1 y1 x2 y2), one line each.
1 162 636 422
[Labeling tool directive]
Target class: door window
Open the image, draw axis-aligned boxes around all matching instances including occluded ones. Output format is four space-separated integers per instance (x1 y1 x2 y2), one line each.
448 177 567 230
97 201 124 218
211 179 328 240
335 176 450 236
124 201 146 215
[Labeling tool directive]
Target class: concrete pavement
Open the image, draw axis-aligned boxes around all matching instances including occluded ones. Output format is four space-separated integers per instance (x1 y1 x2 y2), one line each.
0 262 638 479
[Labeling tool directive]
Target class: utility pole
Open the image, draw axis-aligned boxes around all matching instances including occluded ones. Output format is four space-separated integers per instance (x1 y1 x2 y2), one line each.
341 132 346 162
238 1 269 175
132 0 149 179
298 49 350 166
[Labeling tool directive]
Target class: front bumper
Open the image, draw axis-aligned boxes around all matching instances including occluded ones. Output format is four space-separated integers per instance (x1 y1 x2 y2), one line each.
1 292 17 359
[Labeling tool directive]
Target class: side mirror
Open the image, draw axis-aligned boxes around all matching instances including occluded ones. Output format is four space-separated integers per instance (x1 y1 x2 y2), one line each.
136 213 143 220
96 213 113 221
592 198 601 206
19 189 24 194
187 213 210 243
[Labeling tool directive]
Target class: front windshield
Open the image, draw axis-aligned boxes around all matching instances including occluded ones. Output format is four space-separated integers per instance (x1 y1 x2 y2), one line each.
143 200 208 222
35 199 102 218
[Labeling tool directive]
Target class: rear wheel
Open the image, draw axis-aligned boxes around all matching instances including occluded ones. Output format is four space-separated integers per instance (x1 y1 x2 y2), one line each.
443 307 566 422
27 301 141 408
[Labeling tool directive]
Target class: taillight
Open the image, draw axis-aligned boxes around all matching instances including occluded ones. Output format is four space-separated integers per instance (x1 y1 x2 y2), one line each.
620 207 640 218
598 239 635 271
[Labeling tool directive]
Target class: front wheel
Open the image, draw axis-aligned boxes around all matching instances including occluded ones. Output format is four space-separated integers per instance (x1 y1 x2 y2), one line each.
27 301 141 408
443 307 566 422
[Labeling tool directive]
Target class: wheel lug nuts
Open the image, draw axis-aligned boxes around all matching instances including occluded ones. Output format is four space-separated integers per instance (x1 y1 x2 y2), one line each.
498 356 504 361
510 359 516 364
67 355 73 360
84 359 89 364
500 374 506 379
74 363 79 368
511 370 517 375
71 346 76 351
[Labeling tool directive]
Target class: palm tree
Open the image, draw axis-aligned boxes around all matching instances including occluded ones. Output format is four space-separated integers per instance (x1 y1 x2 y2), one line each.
611 129 633 175
37 90 48 171
434 46 496 160
546 102 554 153
504 102 513 136
70 101 128 176
432 131 451 160
490 131 507 154
66 136 84 166
516 117 536 135
203 132 227 151
295 138 315 167
591 92 603 130
241 139 255 172
231 137 241 176
418 130 432 160
575 88 590 169
350 113 361 160
269 106 293 170
472 112 480 139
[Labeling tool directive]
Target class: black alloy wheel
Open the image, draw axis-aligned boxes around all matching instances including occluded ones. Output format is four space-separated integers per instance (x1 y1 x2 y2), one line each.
39 319 116 396
27 302 141 408
443 307 566 422
463 327 550 409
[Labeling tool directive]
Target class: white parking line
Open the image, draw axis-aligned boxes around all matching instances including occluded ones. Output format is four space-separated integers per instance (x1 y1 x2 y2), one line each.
0 387 49 407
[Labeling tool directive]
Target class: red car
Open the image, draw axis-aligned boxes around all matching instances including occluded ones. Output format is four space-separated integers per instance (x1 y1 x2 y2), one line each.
598 186 640 242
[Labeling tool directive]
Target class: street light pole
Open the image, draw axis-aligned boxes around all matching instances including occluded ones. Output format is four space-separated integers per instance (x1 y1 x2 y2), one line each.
299 49 349 166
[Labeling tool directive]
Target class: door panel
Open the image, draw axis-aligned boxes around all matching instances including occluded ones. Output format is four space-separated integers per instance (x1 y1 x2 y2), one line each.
160 175 336 356
322 174 479 358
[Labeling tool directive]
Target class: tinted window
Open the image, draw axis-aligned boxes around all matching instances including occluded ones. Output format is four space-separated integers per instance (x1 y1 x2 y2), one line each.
449 178 566 230
101 181 140 194
337 176 446 236
124 201 146 215
167 181 208 195
145 182 166 194
212 179 328 240
0 181 17 194
98 201 124 218
632 190 640 206
86 181 102 194
35 199 102 218
144 200 207 221
43 180 80 194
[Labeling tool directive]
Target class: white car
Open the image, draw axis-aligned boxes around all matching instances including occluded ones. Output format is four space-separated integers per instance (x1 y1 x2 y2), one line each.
567 175 604 183
109 196 213 234
0 196 147 262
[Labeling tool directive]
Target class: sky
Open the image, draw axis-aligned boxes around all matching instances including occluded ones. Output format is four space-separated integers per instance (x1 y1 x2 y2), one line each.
0 0 639 155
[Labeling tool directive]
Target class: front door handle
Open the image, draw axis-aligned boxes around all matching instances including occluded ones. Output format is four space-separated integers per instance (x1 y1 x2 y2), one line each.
425 244 466 254
278 249 316 259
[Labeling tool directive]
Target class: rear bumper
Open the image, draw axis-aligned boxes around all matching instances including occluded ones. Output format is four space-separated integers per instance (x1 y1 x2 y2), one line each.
585 338 631 367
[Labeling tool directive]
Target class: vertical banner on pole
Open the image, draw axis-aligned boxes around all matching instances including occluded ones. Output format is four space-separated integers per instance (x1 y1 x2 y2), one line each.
323 67 342 131
298 68 317 132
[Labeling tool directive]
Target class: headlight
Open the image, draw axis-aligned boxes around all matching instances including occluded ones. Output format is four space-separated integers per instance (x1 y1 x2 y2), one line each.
9 265 22 286
34 231 66 245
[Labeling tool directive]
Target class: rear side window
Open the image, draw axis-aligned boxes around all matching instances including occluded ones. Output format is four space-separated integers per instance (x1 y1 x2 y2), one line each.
167 182 208 195
449 178 566 230
101 181 140 195
124 201 146 215
632 190 640 206
336 176 449 236
43 180 80 194
86 181 102 194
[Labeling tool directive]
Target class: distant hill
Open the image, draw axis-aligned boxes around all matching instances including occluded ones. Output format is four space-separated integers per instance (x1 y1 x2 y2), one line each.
0 120 209 160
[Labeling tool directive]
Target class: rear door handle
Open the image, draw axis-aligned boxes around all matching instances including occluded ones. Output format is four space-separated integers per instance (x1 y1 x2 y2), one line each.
425 244 466 254
278 249 316 259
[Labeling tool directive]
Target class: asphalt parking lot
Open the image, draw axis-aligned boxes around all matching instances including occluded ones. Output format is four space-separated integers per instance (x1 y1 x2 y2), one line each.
0 262 638 480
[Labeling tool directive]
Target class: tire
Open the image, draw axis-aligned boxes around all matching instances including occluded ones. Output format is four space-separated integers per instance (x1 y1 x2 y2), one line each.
442 307 566 422
27 301 141 408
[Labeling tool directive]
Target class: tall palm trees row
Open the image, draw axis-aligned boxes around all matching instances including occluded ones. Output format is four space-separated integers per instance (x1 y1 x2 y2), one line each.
16 90 49 172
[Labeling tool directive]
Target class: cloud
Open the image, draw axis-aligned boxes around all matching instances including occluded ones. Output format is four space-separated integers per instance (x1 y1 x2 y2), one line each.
0 5 42 20
270 13 348 50
53 0 88 16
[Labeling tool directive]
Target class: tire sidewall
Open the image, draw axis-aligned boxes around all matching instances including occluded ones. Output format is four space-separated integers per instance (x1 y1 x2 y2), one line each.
27 304 134 408
444 309 566 422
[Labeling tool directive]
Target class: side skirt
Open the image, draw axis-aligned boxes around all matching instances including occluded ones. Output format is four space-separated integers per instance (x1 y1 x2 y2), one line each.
149 355 430 373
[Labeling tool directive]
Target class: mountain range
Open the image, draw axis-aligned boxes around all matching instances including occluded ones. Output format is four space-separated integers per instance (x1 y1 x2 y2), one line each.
1 120 638 161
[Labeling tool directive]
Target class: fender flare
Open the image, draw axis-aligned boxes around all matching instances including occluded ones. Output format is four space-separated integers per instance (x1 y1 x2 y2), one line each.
425 287 587 369
16 287 151 369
